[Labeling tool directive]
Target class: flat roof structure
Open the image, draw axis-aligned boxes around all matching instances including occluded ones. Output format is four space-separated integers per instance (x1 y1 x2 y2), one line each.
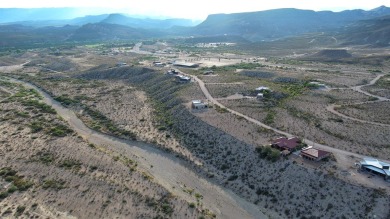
191 100 208 109
173 62 199 68
255 86 270 91
359 157 390 181
175 75 191 83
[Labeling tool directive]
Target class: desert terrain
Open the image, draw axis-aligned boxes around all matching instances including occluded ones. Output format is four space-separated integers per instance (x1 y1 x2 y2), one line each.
0 40 389 219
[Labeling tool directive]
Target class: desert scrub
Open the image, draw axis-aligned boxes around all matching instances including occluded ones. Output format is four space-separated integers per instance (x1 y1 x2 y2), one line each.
240 70 275 78
28 121 44 133
49 124 73 137
42 179 66 190
21 99 56 114
83 106 136 140
0 167 34 192
54 95 80 106
263 110 276 125
215 105 228 113
255 146 280 162
202 63 265 72
59 159 81 170
35 151 56 164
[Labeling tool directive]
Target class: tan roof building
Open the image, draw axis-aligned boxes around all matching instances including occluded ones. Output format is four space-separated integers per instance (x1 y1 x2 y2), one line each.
301 148 330 161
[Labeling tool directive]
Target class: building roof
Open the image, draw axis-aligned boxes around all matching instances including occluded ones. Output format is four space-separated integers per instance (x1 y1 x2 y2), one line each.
192 100 202 104
272 137 300 149
173 62 199 68
301 148 330 159
176 75 191 81
360 158 390 176
255 86 270 91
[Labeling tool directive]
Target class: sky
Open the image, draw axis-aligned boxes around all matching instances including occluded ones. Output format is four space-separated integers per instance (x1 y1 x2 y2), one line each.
0 0 389 20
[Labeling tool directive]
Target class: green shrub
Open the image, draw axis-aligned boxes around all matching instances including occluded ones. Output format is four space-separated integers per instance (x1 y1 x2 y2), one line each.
42 179 66 190
49 124 73 137
161 203 173 215
15 206 26 216
255 146 281 162
21 100 56 114
59 159 81 170
54 95 80 106
7 185 18 193
29 121 44 133
0 191 8 199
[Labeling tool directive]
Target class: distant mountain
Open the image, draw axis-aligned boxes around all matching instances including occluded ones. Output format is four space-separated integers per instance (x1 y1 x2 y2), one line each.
0 22 164 48
69 23 161 41
0 9 201 29
339 15 390 47
101 14 199 29
189 6 390 41
0 24 77 48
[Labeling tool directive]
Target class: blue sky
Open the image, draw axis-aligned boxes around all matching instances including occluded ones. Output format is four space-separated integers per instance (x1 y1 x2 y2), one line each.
0 0 388 19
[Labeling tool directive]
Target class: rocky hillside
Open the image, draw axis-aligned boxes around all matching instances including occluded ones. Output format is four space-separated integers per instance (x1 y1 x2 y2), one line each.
190 6 390 41
340 15 390 47
79 66 390 219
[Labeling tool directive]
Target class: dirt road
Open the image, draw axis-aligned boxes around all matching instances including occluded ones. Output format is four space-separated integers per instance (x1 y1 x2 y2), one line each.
185 73 390 165
9 78 266 219
326 74 390 127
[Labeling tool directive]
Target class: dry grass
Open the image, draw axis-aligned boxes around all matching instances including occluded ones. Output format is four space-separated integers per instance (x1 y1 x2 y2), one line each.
0 80 201 219
336 101 390 125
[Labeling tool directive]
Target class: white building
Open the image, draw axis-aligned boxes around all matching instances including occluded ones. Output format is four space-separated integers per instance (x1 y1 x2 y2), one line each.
255 86 270 92
358 157 390 181
191 100 208 109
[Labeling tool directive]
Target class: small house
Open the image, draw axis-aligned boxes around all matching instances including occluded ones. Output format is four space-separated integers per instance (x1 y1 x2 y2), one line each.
192 100 208 109
255 86 270 93
358 158 390 181
271 137 300 152
153 62 165 67
301 148 331 161
175 75 191 83
308 82 327 89
173 62 199 68
167 69 179 75
117 62 127 67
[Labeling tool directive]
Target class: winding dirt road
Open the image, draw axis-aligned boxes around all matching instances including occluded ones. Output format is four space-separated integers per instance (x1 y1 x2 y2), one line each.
326 74 390 127
185 73 390 164
7 78 266 219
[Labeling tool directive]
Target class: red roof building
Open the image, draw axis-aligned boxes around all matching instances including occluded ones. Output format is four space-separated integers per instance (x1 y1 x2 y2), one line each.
271 137 300 151
301 148 331 161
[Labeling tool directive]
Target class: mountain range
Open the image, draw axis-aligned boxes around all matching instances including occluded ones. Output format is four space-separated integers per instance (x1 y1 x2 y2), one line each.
0 6 390 49
190 6 390 41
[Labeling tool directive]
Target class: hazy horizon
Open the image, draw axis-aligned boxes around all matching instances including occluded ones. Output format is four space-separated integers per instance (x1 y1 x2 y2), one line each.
0 0 389 20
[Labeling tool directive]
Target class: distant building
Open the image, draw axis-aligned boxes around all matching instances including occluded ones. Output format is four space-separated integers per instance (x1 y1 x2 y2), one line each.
255 86 270 92
358 158 390 182
167 69 179 75
271 137 300 152
153 62 165 67
173 62 199 68
308 82 327 89
301 148 331 161
203 70 214 75
175 75 191 83
191 100 208 109
256 93 264 99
